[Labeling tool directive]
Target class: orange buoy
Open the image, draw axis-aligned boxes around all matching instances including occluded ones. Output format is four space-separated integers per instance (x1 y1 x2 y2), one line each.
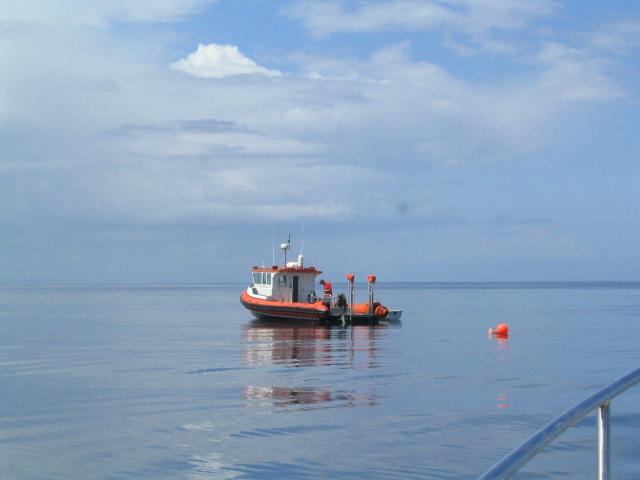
374 305 389 318
495 324 509 335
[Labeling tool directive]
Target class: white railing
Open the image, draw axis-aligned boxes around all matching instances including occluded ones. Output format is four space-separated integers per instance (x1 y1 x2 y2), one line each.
477 366 640 480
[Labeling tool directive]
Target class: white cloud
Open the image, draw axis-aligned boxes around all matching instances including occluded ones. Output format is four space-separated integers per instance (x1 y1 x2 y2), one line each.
278 42 551 167
2 157 371 227
587 20 640 55
171 44 282 78
283 0 559 52
534 41 625 101
0 0 218 26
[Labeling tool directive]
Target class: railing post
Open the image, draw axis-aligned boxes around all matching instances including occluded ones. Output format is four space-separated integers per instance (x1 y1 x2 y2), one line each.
477 367 640 480
597 401 611 480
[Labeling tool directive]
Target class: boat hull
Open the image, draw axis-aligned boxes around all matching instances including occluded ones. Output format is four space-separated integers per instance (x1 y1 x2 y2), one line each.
240 291 330 320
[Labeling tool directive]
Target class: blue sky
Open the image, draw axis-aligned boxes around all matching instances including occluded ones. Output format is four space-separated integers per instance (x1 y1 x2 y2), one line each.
2 0 640 283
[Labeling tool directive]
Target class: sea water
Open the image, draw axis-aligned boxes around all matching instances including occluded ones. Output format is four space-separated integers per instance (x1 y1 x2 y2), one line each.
2 282 640 479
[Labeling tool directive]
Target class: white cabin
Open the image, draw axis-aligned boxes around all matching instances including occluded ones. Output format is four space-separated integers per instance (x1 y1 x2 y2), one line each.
248 259 323 304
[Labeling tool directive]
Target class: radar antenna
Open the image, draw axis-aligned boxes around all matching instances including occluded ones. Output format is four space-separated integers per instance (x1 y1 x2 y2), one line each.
281 234 291 266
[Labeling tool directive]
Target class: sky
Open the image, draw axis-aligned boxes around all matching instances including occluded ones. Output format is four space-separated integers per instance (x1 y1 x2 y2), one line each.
2 0 640 284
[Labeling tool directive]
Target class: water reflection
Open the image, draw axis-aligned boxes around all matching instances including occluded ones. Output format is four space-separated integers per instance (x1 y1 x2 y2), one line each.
490 333 510 409
243 385 333 408
242 320 390 410
243 320 387 368
496 393 508 409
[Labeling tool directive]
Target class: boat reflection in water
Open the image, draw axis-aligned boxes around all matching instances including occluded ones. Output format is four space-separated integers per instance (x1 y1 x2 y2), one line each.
242 320 393 410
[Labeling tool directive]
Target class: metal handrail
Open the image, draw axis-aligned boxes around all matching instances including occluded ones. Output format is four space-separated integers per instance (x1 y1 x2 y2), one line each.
478 366 640 480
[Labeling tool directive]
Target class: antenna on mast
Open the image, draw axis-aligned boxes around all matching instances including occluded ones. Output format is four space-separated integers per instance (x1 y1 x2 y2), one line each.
300 223 305 255
272 226 275 266
281 234 291 266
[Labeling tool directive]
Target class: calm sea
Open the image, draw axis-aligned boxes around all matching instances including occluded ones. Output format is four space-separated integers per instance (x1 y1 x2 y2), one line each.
2 282 640 479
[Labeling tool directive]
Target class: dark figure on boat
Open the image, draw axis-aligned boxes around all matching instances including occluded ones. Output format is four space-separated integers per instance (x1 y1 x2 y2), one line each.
335 292 347 311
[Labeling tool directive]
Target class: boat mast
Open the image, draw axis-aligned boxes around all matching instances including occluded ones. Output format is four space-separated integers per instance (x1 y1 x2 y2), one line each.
281 234 291 266
272 227 275 266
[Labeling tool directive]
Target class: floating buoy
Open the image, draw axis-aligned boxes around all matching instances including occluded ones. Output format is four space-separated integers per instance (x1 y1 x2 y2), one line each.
495 323 509 335
489 324 509 337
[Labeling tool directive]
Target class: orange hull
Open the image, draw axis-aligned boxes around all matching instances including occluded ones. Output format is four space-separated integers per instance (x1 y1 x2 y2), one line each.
240 291 330 320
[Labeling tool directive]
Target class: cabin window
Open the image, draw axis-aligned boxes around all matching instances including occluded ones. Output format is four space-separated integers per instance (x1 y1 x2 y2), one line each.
278 275 287 284
252 272 273 285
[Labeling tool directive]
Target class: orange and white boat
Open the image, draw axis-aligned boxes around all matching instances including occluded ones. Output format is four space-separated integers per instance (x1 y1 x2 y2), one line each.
240 238 402 322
